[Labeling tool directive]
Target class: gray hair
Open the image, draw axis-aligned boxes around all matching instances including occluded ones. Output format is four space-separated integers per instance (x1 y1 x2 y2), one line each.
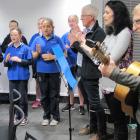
133 3 140 15
82 4 98 20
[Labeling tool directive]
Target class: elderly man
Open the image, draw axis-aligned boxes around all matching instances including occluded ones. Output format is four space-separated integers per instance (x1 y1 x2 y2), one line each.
99 3 140 140
72 4 107 140
133 3 140 32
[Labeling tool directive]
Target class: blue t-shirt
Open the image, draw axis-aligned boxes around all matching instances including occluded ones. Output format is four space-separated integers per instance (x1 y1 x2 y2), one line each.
61 32 77 67
29 33 41 66
4 43 32 80
31 34 65 73
29 33 40 47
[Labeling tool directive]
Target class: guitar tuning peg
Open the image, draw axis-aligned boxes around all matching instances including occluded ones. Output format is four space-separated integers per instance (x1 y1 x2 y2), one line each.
96 41 100 46
101 41 104 45
102 47 107 52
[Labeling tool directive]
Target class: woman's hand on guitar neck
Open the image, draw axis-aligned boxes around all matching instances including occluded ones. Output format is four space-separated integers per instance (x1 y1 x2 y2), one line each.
98 57 116 77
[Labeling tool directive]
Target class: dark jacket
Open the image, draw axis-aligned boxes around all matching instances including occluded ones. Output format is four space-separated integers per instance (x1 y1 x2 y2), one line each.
1 34 28 53
72 21 106 79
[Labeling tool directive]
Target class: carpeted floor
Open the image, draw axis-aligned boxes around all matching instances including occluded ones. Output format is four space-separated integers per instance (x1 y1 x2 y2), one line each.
0 103 136 140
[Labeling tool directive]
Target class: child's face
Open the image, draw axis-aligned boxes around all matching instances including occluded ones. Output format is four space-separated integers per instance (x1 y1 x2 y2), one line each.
41 21 53 37
68 17 78 29
10 30 21 43
9 22 18 31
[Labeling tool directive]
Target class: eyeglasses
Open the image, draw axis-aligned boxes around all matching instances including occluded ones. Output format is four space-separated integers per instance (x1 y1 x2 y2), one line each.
81 15 92 18
133 19 140 25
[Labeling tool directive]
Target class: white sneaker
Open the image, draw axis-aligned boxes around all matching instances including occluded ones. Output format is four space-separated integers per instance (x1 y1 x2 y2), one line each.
41 119 49 126
20 118 28 126
14 118 18 124
50 119 58 126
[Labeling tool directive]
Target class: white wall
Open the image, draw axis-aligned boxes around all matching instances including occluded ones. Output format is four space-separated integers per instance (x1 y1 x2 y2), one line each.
91 0 104 27
0 0 91 95
0 0 91 43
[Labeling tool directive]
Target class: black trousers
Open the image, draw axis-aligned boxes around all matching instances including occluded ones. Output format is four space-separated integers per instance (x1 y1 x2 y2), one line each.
9 80 28 119
78 77 106 136
38 73 61 121
136 124 140 140
104 93 128 140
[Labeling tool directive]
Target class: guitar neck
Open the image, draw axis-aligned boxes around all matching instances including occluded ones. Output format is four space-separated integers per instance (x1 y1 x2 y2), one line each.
92 42 110 65
80 41 110 65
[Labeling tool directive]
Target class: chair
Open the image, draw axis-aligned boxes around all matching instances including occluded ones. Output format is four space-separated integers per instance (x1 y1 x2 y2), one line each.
0 89 24 140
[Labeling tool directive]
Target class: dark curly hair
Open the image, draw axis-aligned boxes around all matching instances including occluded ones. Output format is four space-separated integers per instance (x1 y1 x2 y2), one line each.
105 1 132 35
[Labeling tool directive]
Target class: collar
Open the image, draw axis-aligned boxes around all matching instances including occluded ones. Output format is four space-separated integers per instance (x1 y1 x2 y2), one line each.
88 23 95 31
84 21 99 34
85 21 99 39
11 42 23 48
42 33 54 40
90 20 99 32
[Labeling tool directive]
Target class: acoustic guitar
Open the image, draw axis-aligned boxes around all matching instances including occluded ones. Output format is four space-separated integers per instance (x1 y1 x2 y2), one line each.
114 61 140 118
85 40 140 117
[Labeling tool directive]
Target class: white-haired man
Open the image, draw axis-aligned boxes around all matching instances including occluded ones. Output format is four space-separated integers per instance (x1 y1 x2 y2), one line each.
71 4 108 140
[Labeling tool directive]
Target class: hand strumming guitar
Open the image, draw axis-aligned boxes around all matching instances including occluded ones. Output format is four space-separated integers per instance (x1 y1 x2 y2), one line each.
99 58 117 77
